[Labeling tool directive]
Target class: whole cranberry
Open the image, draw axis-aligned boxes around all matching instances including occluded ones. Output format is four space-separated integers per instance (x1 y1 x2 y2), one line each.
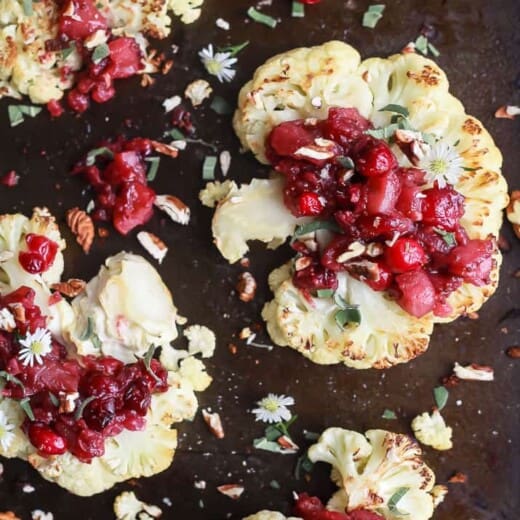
395 270 436 317
297 192 324 216
421 185 465 230
28 423 67 455
352 137 397 177
384 237 428 273
293 263 338 291
124 379 151 416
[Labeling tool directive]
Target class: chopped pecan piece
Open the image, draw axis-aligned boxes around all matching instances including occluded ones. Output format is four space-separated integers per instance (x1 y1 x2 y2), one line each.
202 409 225 439
66 207 94 254
236 272 257 302
51 278 86 298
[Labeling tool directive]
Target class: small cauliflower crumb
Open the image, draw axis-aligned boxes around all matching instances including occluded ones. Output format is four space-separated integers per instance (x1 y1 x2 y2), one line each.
412 409 453 450
430 485 448 507
217 484 244 500
215 17 230 30
31 512 53 520
453 362 494 381
199 180 235 208
179 356 212 391
184 79 213 107
162 95 182 113
113 491 162 520
184 325 216 358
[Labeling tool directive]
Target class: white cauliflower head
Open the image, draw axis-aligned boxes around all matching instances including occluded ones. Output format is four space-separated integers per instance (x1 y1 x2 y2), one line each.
66 252 179 362
233 41 507 324
411 410 453 451
211 177 309 263
262 263 433 369
308 428 440 520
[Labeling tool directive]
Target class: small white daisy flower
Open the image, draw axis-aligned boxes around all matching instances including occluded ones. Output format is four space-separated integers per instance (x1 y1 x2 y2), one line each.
198 44 237 83
252 393 295 424
418 140 465 188
18 328 52 367
0 409 15 452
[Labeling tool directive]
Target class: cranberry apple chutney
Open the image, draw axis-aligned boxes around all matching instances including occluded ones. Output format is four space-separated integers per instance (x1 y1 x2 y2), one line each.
208 41 508 369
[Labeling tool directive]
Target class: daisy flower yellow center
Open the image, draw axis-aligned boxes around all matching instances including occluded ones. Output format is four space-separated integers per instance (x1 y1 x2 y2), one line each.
252 393 295 424
428 158 449 175
263 397 280 412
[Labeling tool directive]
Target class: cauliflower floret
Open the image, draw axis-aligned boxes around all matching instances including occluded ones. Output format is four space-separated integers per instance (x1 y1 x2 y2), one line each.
178 356 212 392
308 428 440 520
184 324 216 358
411 410 453 451
232 41 507 326
66 252 179 362
0 395 32 459
199 180 235 208
243 513 301 520
114 491 162 520
262 263 433 369
211 177 309 263
168 0 203 24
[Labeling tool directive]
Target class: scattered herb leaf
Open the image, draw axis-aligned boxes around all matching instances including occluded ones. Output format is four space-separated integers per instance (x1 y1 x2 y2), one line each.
48 392 59 407
8 105 42 127
428 42 441 57
74 396 97 421
145 156 160 181
247 7 278 28
79 317 94 341
434 386 449 410
168 128 186 140
91 333 102 350
388 487 409 514
382 409 397 420
142 344 161 383
61 43 76 60
365 123 400 140
0 371 24 389
291 1 305 17
333 292 349 310
316 289 334 299
433 227 456 247
294 453 314 479
19 397 35 421
336 156 354 169
414 35 429 55
218 41 249 56
362 4 385 29
253 437 285 453
294 220 341 237
335 307 362 328
210 96 233 115
91 43 110 64
85 147 114 166
269 480 281 489
379 104 409 118
202 155 217 180
22 0 33 16
302 430 320 441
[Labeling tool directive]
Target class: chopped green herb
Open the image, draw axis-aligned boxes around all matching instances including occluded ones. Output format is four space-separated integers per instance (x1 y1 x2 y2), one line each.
453 139 461 147
61 43 76 61
379 104 409 118
253 437 285 453
434 386 449 410
210 96 233 115
74 396 97 421
48 392 59 407
218 41 249 56
167 129 218 152
428 42 441 57
291 1 305 17
145 156 160 181
335 307 362 328
294 453 314 479
91 333 102 350
85 147 114 166
247 6 278 28
302 430 320 441
142 344 161 383
382 409 397 420
333 291 350 310
365 123 400 140
294 220 341 237
22 0 33 16
168 128 186 140
91 43 110 64
202 155 217 180
8 104 42 127
463 166 479 171
0 371 24 389
19 397 35 421
433 227 456 247
336 156 355 169
388 487 409 514
316 289 334 299
269 480 281 489
79 317 94 341
414 35 429 55
362 4 385 28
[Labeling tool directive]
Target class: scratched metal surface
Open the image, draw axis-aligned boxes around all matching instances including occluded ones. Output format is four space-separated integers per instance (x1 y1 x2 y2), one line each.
0 0 519 518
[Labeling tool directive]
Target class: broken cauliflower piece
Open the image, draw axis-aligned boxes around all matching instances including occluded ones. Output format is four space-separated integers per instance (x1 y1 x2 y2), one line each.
185 79 212 106
184 324 216 358
66 252 179 362
114 491 162 520
262 263 433 369
211 177 309 263
168 0 203 23
412 410 453 451
308 428 440 520
243 513 300 520
199 180 235 208
178 356 212 392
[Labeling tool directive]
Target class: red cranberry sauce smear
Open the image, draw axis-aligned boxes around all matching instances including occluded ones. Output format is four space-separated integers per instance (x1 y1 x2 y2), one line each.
53 0 143 113
267 108 494 318
294 493 384 520
73 137 156 235
0 286 168 461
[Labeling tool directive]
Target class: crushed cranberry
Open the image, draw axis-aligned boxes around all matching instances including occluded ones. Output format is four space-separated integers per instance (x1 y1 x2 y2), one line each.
72 137 156 235
269 107 495 317
0 170 19 187
46 99 64 118
18 234 59 275
293 493 384 520
0 287 168 462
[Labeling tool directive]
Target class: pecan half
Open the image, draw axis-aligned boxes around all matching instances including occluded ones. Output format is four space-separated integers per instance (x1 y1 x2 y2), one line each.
202 409 225 439
51 278 86 298
66 207 94 254
150 140 178 158
154 195 190 225
136 231 168 264
217 484 244 500
236 272 257 302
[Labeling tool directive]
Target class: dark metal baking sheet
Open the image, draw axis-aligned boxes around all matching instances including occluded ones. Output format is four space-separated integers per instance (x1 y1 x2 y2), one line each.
0 0 519 518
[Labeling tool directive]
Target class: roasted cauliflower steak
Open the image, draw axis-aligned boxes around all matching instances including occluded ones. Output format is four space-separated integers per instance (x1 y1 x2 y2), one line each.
228 41 508 368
